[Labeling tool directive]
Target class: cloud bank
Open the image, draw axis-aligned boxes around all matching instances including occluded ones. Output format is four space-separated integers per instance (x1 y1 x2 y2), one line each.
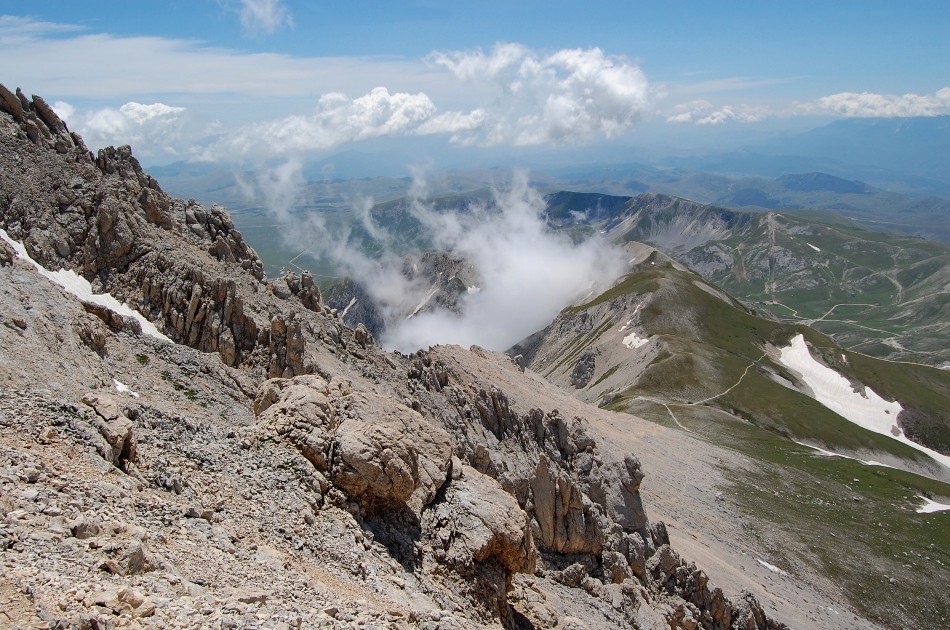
242 165 626 353
200 44 652 159
667 87 950 125
54 100 212 158
202 87 444 159
811 87 950 118
666 99 768 125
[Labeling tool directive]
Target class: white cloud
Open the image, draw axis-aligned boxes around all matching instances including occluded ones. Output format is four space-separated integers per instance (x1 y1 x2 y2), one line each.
116 102 185 125
415 109 488 137
0 17 651 157
0 14 82 37
244 164 626 352
51 100 75 124
0 16 430 102
201 87 440 159
429 44 650 146
809 87 950 117
667 87 950 125
380 172 626 352
72 102 199 157
200 44 652 159
667 99 768 125
233 0 294 36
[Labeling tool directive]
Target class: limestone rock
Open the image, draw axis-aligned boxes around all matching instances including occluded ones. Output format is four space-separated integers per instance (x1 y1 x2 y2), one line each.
267 312 307 377
570 349 597 389
80 392 137 469
338 393 452 510
425 464 536 575
354 323 373 349
531 453 605 555
255 377 452 512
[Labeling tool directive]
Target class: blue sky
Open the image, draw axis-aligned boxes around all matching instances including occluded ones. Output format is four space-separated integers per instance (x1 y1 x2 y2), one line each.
1 1 948 166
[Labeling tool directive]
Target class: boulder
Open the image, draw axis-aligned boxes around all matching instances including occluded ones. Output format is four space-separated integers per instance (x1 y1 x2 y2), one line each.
570 349 597 388
338 393 452 510
80 392 137 469
423 464 536 575
255 378 452 513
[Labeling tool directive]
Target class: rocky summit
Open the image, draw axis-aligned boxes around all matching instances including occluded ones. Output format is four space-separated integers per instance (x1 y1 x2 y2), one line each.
0 84 872 630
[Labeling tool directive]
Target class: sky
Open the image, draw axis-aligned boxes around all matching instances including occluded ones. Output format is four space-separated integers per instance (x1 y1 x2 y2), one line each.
1 1 949 167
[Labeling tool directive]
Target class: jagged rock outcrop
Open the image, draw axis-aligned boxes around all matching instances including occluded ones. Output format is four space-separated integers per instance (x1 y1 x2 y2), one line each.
571 349 597 388
253 375 455 513
408 352 646 550
282 270 323 312
253 374 540 622
0 83 319 375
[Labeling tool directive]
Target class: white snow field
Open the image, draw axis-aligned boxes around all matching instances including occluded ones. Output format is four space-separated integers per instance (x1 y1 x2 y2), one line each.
792 439 893 469
756 559 790 576
0 228 172 342
113 379 140 398
340 297 358 319
779 334 950 472
915 496 950 514
622 332 648 349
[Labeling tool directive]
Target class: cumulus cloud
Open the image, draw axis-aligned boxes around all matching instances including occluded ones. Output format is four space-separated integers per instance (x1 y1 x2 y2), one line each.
200 44 651 159
0 19 651 157
68 102 201 156
51 100 75 124
809 87 950 117
201 87 442 159
232 0 294 36
666 99 769 125
429 43 650 146
241 164 625 353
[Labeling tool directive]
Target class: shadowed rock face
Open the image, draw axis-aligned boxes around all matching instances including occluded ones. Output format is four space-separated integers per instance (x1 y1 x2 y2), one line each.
0 85 792 629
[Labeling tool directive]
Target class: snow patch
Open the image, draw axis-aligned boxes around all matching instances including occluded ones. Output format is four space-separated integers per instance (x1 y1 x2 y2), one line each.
806 243 821 252
755 559 789 577
792 439 895 469
113 379 140 398
780 334 950 471
340 297 358 319
622 332 648 350
618 305 642 334
466 285 481 294
407 285 439 319
915 496 950 514
0 228 171 343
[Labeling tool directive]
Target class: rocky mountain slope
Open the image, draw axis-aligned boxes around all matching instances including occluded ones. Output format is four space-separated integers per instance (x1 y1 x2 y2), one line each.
511 241 950 629
0 85 817 628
